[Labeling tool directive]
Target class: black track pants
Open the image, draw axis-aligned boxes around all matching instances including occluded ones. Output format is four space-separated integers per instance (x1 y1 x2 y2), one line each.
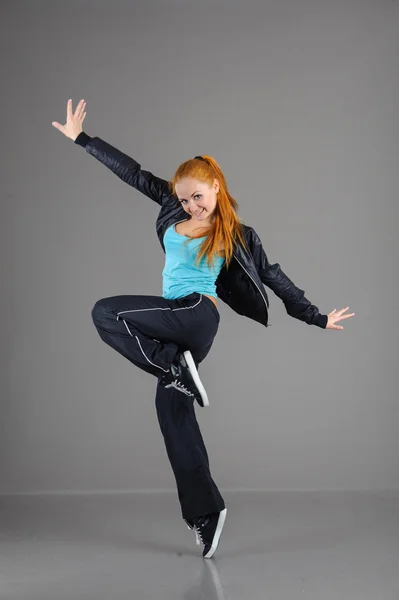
91 292 225 519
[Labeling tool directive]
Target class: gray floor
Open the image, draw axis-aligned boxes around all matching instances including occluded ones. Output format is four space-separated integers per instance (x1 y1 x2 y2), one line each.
1 490 399 599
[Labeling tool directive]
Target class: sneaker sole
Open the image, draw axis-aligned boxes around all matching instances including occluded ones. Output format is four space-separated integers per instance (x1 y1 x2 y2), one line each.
183 350 209 407
204 508 227 559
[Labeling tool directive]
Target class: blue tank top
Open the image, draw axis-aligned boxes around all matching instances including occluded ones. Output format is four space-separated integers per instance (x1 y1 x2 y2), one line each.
162 222 225 299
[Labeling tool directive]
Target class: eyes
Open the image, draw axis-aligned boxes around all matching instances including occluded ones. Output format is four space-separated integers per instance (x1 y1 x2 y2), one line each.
180 194 202 205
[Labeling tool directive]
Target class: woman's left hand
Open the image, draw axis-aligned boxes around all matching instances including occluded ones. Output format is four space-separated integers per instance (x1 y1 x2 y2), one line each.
326 307 355 330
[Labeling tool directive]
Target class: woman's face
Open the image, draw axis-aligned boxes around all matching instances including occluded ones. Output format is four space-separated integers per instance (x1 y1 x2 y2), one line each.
175 177 219 223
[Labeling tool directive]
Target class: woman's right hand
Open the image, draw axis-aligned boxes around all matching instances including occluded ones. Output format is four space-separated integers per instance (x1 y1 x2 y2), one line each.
52 98 87 141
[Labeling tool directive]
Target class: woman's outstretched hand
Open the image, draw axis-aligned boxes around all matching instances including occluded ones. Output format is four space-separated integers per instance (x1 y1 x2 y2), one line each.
326 307 355 330
52 98 87 141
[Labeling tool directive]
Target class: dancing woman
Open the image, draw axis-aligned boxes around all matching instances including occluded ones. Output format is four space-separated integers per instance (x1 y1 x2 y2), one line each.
52 99 354 558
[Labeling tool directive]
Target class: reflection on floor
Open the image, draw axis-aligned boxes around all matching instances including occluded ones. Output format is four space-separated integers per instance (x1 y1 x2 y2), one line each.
1 490 399 599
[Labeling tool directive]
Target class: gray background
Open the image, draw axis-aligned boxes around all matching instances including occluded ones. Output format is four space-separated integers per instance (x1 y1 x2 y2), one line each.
1 0 398 494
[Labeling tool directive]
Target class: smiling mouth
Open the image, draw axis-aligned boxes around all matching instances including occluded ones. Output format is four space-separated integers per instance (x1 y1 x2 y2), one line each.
194 208 205 216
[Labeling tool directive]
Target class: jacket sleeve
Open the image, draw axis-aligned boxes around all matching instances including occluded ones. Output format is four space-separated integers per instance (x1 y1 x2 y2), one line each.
74 132 171 206
251 230 328 328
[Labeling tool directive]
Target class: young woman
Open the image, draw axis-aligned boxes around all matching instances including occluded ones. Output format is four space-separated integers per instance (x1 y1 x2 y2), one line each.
52 99 355 559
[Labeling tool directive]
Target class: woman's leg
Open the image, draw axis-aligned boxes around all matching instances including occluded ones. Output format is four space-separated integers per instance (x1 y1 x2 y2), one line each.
91 292 220 377
91 294 182 377
154 300 225 521
91 291 224 519
155 381 225 521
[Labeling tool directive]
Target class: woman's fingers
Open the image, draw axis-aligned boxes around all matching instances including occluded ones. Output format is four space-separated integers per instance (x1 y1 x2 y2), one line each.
79 102 87 121
329 306 354 317
338 313 355 320
326 305 355 329
326 319 344 330
52 121 64 133
74 98 85 119
66 98 73 120
336 307 355 319
53 99 85 139
65 98 85 123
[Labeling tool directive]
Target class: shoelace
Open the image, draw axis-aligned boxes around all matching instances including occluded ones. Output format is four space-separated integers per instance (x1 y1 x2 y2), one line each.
185 519 204 546
165 379 194 397
193 526 203 546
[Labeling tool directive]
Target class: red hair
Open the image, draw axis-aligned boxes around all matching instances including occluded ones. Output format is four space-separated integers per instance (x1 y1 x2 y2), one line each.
168 155 247 268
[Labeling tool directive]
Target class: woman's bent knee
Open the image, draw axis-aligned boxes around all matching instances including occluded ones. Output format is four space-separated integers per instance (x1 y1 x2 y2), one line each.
91 298 113 325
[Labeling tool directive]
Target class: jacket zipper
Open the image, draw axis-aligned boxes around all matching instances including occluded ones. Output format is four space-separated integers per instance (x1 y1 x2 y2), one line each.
233 252 270 312
174 217 189 227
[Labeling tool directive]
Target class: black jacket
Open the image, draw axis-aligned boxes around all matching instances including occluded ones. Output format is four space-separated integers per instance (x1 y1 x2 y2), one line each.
75 132 328 330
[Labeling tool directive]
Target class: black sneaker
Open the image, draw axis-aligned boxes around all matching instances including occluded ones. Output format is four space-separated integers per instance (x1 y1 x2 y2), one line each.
160 350 209 407
190 508 227 559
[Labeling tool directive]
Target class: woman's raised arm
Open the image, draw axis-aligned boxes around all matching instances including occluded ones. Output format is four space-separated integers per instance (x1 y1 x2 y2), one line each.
52 99 171 206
